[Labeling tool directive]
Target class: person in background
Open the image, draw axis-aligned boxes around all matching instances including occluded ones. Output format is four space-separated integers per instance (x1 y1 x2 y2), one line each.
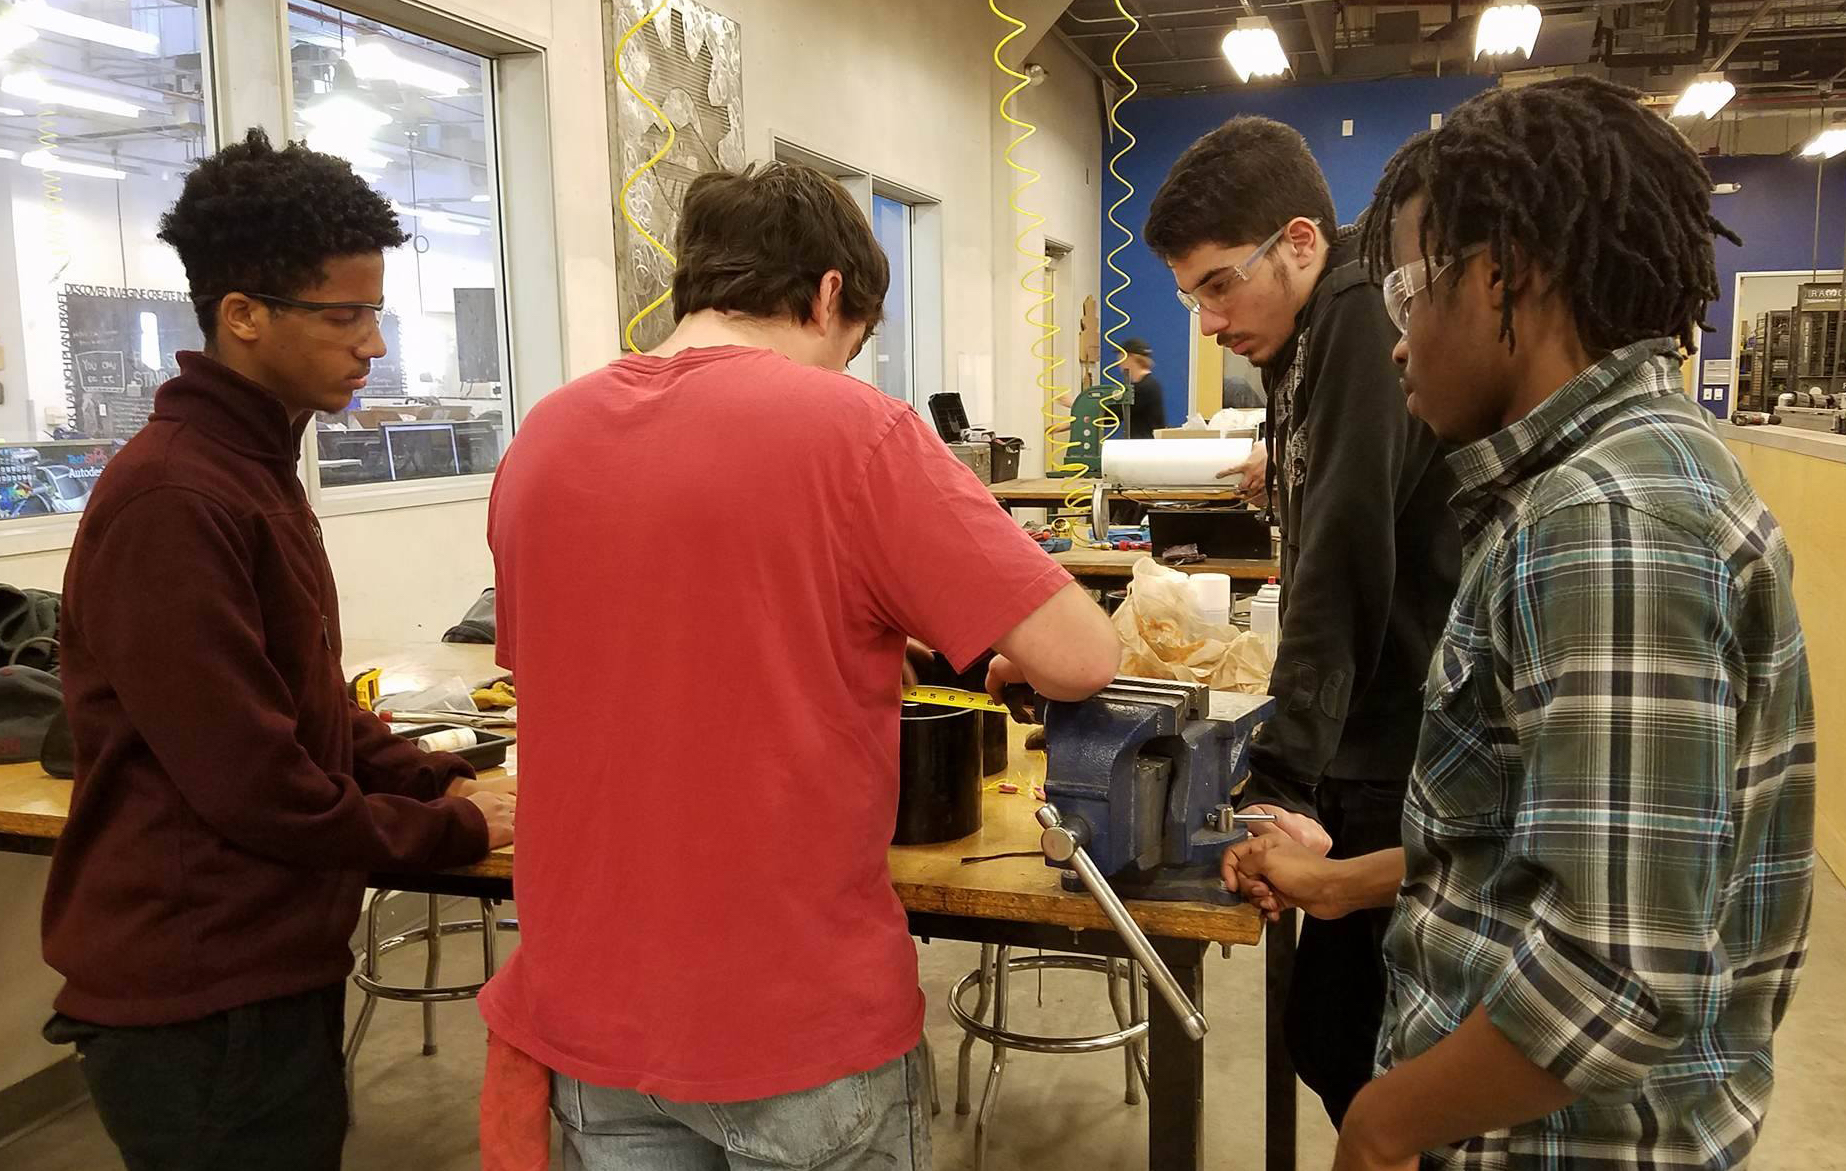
1119 337 1167 438
482 162 1119 1170
39 128 515 1171
1142 116 1462 1127
1226 77 1814 1171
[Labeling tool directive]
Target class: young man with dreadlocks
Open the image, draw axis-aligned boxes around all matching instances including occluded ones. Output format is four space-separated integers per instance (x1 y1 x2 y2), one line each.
39 129 515 1168
1224 77 1815 1171
1146 116 1462 1127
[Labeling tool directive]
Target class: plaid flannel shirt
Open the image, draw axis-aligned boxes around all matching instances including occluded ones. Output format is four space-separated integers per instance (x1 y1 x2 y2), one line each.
1380 339 1817 1170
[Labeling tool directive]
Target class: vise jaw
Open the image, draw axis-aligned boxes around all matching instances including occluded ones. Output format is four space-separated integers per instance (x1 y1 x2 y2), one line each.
1039 676 1276 904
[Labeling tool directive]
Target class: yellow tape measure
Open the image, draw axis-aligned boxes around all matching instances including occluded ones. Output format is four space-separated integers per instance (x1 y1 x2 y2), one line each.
901 685 1008 713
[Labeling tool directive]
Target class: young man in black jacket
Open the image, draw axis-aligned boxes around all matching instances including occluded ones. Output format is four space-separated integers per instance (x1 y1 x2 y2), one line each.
1145 116 1461 1126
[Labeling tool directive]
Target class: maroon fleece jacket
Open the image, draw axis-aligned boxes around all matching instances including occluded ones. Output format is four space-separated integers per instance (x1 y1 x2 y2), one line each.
41 352 490 1026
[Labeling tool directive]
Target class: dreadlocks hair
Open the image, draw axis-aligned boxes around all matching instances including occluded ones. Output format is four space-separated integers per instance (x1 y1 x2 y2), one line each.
1359 76 1741 356
159 127 408 339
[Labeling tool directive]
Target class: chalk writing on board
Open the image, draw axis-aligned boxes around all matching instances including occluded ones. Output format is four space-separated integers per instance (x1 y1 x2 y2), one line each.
76 351 127 392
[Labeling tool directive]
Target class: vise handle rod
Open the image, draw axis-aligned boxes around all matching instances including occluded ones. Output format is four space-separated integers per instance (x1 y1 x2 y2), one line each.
1035 804 1209 1042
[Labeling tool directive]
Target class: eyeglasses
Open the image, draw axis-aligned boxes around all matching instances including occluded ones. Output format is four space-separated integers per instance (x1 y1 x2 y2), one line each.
1174 222 1297 314
197 292 386 344
1381 245 1487 334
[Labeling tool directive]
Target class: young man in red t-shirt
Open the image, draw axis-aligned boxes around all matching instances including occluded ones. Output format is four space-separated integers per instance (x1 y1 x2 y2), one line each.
483 164 1120 1167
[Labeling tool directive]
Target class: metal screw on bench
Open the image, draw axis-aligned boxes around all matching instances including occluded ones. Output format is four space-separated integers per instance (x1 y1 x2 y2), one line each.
1036 803 1209 1041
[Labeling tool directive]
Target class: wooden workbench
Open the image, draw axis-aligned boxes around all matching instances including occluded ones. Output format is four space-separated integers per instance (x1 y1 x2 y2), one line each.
0 641 1294 1171
990 477 1244 509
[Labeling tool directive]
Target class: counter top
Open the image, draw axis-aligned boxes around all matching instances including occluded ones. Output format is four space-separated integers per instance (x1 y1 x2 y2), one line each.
1721 422 1846 465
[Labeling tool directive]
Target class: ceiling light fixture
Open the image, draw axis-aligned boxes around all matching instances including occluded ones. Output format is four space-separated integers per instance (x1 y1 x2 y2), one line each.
1800 119 1846 160
345 39 469 96
1673 73 1735 119
0 9 38 58
1221 17 1290 83
389 201 483 237
21 147 126 180
1 71 143 117
12 0 158 55
301 91 391 129
306 126 389 169
1474 2 1542 60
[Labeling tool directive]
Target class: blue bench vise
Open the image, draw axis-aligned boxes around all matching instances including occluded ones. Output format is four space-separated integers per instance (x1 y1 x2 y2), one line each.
1036 676 1275 907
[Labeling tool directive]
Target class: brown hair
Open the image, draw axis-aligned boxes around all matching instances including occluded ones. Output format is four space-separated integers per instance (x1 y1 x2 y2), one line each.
671 163 889 329
1145 116 1337 261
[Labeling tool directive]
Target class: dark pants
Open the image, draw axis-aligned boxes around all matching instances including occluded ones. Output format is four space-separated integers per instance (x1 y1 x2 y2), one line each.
43 983 348 1171
1284 779 1405 1128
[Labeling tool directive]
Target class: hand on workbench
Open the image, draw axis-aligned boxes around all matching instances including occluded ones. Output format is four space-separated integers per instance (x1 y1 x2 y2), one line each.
466 791 516 850
449 773 517 800
1222 823 1347 922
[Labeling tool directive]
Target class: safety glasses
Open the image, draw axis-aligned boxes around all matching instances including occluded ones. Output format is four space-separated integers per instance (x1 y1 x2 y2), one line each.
1174 222 1293 314
1381 244 1487 334
197 292 386 345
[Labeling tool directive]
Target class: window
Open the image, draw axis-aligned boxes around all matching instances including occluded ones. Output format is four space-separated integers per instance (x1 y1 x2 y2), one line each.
0 0 209 521
870 193 911 403
288 3 510 489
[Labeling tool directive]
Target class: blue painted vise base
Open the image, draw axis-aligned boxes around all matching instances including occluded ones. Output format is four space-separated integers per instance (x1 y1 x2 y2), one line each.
1040 688 1275 906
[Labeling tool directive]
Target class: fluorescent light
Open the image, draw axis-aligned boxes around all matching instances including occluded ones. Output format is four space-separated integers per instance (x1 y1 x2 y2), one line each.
1673 73 1735 120
0 147 16 160
1474 3 1542 59
0 9 38 57
345 39 469 96
21 148 126 180
13 0 158 55
1221 17 1290 83
389 201 481 236
301 92 390 129
1801 127 1846 160
1 71 144 117
0 106 26 116
469 193 491 203
305 126 388 169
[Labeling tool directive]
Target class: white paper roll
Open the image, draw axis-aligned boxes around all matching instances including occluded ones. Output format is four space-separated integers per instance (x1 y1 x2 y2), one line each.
417 727 479 754
1101 437 1254 486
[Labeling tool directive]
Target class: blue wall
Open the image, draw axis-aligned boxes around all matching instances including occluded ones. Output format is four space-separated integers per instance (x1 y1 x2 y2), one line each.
1100 75 1497 427
1701 154 1846 378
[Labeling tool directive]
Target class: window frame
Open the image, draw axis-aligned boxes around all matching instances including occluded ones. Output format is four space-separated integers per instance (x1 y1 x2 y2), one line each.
0 0 563 554
771 136 944 408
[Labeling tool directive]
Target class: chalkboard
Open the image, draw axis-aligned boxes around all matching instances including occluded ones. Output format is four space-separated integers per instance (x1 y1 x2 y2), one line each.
59 285 201 442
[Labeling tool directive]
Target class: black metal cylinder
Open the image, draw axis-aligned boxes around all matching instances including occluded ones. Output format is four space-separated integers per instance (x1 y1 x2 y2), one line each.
980 710 1007 777
894 703 983 845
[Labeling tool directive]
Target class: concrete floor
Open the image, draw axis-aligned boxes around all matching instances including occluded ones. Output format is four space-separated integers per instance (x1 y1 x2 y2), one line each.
8 866 1845 1170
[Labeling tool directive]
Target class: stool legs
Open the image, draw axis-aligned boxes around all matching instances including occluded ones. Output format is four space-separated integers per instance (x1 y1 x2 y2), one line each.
344 890 386 1119
973 946 1012 1171
1107 960 1140 1106
421 894 442 1056
956 944 996 1115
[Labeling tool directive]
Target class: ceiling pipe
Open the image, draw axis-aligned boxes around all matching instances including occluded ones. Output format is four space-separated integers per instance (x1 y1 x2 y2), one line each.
1600 0 1711 67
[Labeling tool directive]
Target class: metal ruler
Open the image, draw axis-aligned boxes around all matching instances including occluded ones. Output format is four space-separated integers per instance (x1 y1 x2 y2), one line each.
901 685 1008 713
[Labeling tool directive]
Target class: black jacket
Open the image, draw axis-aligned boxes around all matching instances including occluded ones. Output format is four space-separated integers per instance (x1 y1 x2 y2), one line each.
1128 374 1166 439
1242 229 1461 817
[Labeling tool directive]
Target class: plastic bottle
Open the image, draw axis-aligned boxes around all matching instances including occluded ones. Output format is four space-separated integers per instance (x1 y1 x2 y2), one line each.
1250 577 1281 656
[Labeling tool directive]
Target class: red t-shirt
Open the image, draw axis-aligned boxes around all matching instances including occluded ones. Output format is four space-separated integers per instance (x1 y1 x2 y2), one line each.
479 345 1071 1102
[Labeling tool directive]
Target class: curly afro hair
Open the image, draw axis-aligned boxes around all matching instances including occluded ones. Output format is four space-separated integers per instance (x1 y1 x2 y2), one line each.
158 127 409 338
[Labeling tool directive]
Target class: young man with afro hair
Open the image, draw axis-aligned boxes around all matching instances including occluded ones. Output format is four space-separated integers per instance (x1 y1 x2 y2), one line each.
39 128 515 1170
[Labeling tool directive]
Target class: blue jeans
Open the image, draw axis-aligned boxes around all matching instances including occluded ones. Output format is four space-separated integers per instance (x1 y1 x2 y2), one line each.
553 1046 931 1170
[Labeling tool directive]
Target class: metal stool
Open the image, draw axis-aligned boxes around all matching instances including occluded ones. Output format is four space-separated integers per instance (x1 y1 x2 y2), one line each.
344 889 518 1114
949 945 1148 1170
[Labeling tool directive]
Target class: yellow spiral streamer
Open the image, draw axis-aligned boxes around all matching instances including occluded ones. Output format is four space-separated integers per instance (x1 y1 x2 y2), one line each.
615 0 678 352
